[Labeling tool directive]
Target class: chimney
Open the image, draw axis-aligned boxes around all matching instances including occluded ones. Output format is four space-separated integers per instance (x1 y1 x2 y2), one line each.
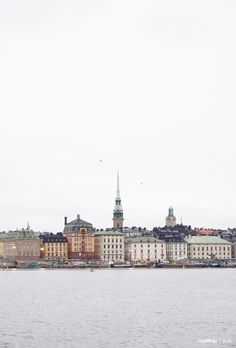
64 217 67 226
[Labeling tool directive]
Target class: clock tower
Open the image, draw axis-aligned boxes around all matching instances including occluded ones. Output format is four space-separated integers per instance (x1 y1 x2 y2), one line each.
165 206 176 227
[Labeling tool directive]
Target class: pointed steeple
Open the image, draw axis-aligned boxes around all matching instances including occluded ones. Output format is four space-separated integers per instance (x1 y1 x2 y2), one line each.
116 172 121 200
113 172 124 229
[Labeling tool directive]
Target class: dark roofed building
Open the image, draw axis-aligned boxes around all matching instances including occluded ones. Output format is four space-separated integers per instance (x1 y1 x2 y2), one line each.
40 232 67 243
40 233 68 260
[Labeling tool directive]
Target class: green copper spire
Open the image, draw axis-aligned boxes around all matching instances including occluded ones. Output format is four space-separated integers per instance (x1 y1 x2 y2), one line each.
113 172 124 229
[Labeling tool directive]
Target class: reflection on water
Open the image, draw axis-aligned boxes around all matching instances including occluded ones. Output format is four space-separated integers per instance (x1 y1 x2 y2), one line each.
0 269 235 348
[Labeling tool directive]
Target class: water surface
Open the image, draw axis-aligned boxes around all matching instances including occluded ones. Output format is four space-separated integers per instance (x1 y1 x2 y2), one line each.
0 269 235 348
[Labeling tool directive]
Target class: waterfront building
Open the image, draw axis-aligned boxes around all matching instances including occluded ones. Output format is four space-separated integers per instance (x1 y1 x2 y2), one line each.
165 206 176 227
0 241 4 258
231 239 236 259
40 233 68 260
186 235 232 260
165 239 187 261
221 233 236 259
113 173 124 230
125 236 166 262
94 230 124 262
0 228 40 260
63 214 95 259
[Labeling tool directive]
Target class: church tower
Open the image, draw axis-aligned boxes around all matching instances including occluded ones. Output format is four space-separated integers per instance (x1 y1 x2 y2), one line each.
165 206 176 227
113 173 124 230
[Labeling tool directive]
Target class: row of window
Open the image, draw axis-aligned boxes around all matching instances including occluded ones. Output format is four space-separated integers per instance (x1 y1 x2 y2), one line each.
73 243 93 247
167 252 186 256
167 245 186 250
46 247 63 252
134 249 164 253
104 245 122 249
45 243 66 247
192 255 230 259
67 237 93 242
133 244 164 248
104 238 123 243
193 246 230 251
47 253 66 257
193 252 230 256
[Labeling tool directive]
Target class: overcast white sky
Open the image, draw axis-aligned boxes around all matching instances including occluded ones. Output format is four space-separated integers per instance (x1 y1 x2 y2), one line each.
0 0 235 232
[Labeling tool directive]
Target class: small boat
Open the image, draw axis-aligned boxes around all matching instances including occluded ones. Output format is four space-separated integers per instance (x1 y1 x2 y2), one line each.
111 264 134 268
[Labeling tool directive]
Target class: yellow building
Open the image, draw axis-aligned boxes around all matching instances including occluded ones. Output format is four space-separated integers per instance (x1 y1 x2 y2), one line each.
40 233 68 260
186 235 232 260
0 229 40 260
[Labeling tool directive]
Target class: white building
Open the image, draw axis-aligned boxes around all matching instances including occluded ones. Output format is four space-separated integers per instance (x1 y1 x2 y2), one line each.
94 230 124 262
125 236 166 262
166 241 187 261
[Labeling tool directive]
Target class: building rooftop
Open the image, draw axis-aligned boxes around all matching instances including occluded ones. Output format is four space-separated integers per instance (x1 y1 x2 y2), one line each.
63 214 93 233
185 235 232 244
94 230 124 236
40 233 68 243
125 236 164 244
0 230 39 240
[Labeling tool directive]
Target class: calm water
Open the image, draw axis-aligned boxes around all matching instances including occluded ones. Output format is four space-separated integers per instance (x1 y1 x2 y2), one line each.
0 269 235 348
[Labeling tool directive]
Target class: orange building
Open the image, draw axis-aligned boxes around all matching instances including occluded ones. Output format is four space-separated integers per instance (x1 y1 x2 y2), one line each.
63 214 95 259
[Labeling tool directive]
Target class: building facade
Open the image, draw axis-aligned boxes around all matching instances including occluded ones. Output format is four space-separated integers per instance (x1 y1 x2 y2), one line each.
113 173 124 229
165 240 187 261
40 233 68 260
63 214 95 259
165 206 176 227
186 235 232 260
94 230 124 262
0 241 3 258
125 236 166 262
0 229 40 260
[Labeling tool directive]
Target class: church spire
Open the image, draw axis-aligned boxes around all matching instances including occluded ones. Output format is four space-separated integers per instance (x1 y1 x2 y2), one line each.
116 172 121 200
113 172 124 230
